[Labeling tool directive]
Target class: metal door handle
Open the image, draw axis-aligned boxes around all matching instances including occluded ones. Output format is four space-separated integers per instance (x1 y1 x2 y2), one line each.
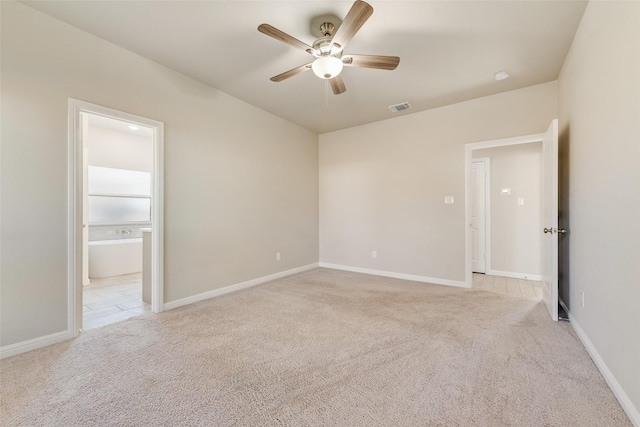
544 227 567 234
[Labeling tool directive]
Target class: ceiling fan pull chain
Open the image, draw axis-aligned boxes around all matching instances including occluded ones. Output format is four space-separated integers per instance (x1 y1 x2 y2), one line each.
325 79 330 113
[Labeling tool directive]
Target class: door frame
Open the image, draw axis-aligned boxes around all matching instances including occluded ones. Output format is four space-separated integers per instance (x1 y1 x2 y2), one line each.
67 98 165 337
471 157 490 274
464 132 545 288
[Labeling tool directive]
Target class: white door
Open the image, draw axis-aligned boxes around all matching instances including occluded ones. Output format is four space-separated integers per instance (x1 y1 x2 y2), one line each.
471 160 487 273
542 119 559 321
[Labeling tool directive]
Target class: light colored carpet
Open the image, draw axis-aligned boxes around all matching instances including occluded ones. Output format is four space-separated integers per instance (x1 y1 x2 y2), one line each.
0 268 631 426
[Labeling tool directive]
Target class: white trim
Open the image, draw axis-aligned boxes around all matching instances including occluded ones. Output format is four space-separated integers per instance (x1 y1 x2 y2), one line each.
68 99 165 340
467 133 545 151
1 331 72 360
319 263 469 289
465 132 545 288
163 263 319 311
151 116 165 314
471 157 490 274
68 101 82 338
566 309 640 427
485 269 543 281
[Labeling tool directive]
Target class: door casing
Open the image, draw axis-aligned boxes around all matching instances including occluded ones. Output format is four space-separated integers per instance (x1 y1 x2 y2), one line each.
68 99 165 336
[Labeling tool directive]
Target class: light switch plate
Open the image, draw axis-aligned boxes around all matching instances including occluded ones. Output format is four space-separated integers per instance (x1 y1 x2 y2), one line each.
501 188 511 196
444 196 454 204
517 197 525 206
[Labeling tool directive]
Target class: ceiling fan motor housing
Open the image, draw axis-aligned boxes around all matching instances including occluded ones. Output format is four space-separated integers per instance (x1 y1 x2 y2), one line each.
311 36 344 79
312 36 339 56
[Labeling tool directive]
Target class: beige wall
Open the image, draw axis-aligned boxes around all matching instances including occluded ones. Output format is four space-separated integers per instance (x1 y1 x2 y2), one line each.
87 125 153 172
319 82 557 282
0 2 319 347
558 0 640 417
473 143 542 278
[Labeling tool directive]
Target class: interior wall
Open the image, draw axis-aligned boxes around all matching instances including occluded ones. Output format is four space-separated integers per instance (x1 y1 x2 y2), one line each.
473 143 542 278
557 0 640 417
85 123 154 243
319 82 557 282
0 1 319 348
86 125 153 172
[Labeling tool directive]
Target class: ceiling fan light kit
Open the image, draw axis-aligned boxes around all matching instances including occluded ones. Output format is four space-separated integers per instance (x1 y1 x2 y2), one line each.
312 55 344 79
258 0 400 95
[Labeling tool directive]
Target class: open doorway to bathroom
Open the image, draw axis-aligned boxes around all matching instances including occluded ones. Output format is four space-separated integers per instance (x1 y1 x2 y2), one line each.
68 99 164 336
82 113 153 329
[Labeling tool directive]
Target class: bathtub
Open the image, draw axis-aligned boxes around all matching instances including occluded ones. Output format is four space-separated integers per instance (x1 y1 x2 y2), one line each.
88 238 143 278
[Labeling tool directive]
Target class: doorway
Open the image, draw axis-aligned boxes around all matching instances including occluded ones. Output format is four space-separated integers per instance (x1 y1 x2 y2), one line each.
68 99 164 336
465 121 559 321
472 143 543 280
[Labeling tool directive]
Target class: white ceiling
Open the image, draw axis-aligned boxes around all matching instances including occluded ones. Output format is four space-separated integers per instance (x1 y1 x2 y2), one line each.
22 0 588 134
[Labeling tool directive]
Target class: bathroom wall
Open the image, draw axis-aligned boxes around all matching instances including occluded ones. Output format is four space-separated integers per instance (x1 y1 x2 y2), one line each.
86 118 154 242
85 121 153 172
88 224 149 242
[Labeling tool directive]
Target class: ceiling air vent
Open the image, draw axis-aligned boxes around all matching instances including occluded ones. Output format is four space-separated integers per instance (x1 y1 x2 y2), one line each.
388 102 412 113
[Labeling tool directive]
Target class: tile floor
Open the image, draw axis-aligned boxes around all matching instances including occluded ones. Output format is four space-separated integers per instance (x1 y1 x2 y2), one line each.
472 273 543 300
82 273 151 331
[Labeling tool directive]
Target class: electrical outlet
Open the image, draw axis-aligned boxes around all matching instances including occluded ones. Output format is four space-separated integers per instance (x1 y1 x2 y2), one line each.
581 292 585 308
276 252 281 261
372 251 377 259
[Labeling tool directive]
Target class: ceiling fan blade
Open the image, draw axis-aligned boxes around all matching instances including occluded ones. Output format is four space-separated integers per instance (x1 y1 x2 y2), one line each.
270 63 312 82
258 24 317 55
342 54 400 70
331 0 374 52
329 76 347 95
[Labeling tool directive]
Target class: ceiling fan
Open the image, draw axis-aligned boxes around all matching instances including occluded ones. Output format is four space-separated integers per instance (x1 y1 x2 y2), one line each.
258 0 400 95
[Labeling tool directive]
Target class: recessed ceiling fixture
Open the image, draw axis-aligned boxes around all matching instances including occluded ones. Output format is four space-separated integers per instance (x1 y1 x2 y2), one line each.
128 125 139 130
494 70 510 81
257 0 400 95
389 102 412 112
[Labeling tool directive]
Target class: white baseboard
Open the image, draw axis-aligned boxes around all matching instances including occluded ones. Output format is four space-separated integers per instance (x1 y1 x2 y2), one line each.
163 263 319 311
486 269 543 281
1 330 72 360
565 306 640 426
1 264 319 359
319 263 469 289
